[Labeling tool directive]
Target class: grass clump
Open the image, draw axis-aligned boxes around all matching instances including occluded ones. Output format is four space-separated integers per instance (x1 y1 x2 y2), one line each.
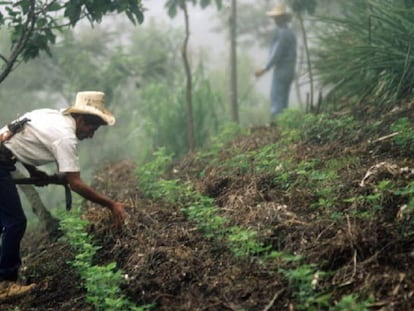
313 0 414 106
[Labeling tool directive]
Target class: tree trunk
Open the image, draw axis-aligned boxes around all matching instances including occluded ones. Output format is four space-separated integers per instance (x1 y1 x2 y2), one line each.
298 14 314 112
12 169 61 240
229 0 239 123
181 2 196 152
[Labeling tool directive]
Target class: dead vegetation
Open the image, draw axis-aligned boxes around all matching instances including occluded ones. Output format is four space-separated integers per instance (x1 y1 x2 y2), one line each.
2 103 414 311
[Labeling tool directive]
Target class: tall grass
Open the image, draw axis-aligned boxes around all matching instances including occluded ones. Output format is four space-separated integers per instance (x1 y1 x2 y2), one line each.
312 0 414 107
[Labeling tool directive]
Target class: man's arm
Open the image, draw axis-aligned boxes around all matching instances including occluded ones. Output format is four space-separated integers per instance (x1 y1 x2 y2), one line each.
65 171 126 226
255 32 282 77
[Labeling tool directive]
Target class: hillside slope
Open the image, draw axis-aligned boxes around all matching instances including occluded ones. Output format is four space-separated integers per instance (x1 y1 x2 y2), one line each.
2 103 414 311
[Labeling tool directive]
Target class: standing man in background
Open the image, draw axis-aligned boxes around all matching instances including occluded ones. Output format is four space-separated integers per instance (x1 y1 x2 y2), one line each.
255 3 297 123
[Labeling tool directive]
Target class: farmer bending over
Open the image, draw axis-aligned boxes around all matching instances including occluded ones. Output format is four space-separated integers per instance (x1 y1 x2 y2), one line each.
0 91 126 288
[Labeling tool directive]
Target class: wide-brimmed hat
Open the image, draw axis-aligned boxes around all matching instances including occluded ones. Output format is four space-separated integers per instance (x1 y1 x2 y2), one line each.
63 91 115 126
266 4 291 17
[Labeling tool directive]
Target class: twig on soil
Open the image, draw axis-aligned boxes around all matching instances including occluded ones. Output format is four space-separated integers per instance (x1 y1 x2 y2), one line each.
366 301 389 308
315 223 335 241
371 132 399 143
359 161 400 187
337 250 381 287
346 215 355 248
262 288 285 311
351 250 357 279
392 273 406 296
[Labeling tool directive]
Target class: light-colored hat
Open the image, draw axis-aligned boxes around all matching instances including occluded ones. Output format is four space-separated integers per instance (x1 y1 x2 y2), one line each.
63 91 115 126
266 4 291 17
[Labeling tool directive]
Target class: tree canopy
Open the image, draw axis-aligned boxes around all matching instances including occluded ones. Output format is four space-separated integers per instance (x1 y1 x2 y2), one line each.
0 0 144 84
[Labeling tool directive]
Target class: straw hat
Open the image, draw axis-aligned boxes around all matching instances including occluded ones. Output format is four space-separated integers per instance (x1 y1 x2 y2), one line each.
63 91 115 126
266 3 291 17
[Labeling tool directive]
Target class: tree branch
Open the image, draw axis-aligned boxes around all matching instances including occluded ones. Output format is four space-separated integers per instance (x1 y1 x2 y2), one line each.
0 0 37 84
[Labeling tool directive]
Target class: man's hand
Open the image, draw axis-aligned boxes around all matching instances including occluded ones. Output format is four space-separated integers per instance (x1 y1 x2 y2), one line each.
24 165 50 186
0 130 12 142
108 202 127 227
65 171 127 227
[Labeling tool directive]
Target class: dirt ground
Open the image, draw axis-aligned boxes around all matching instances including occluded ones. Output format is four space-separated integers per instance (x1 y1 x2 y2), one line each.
1 103 414 310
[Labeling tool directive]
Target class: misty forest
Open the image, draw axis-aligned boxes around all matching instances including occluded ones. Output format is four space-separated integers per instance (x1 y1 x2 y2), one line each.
1 0 414 310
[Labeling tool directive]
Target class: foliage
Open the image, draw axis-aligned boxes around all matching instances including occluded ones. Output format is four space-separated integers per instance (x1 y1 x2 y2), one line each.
165 0 223 18
126 20 183 85
253 144 281 174
35 29 127 101
136 147 270 256
344 175 414 222
309 169 339 210
394 181 414 230
185 201 227 238
289 0 317 14
276 109 358 145
227 226 270 257
136 147 174 198
137 65 226 158
225 0 274 48
1 18 227 162
390 117 414 150
0 0 144 83
312 0 414 106
163 0 223 152
280 264 331 311
217 143 283 176
133 113 395 308
58 208 152 311
332 294 372 311
271 252 371 311
200 123 245 159
1 16 239 215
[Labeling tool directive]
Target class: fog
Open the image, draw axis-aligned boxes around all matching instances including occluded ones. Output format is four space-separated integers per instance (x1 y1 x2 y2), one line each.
141 0 275 100
137 0 342 109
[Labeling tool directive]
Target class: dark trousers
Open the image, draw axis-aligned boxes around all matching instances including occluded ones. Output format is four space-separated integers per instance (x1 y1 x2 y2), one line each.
0 167 26 280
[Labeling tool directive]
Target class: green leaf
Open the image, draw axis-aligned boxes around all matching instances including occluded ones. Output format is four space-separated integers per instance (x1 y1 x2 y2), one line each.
48 2 62 11
63 1 82 25
132 6 145 24
165 0 178 18
15 0 32 15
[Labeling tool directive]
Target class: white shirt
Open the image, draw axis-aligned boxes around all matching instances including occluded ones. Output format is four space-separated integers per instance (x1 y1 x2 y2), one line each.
3 109 80 172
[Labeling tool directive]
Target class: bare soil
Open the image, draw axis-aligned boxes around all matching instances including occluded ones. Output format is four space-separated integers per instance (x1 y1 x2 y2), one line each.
2 103 414 310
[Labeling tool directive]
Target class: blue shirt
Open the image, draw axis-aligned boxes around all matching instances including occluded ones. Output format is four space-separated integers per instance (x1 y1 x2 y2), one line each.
265 25 296 80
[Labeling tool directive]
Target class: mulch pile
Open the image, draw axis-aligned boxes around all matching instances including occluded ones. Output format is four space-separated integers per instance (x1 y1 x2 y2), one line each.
2 103 414 310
